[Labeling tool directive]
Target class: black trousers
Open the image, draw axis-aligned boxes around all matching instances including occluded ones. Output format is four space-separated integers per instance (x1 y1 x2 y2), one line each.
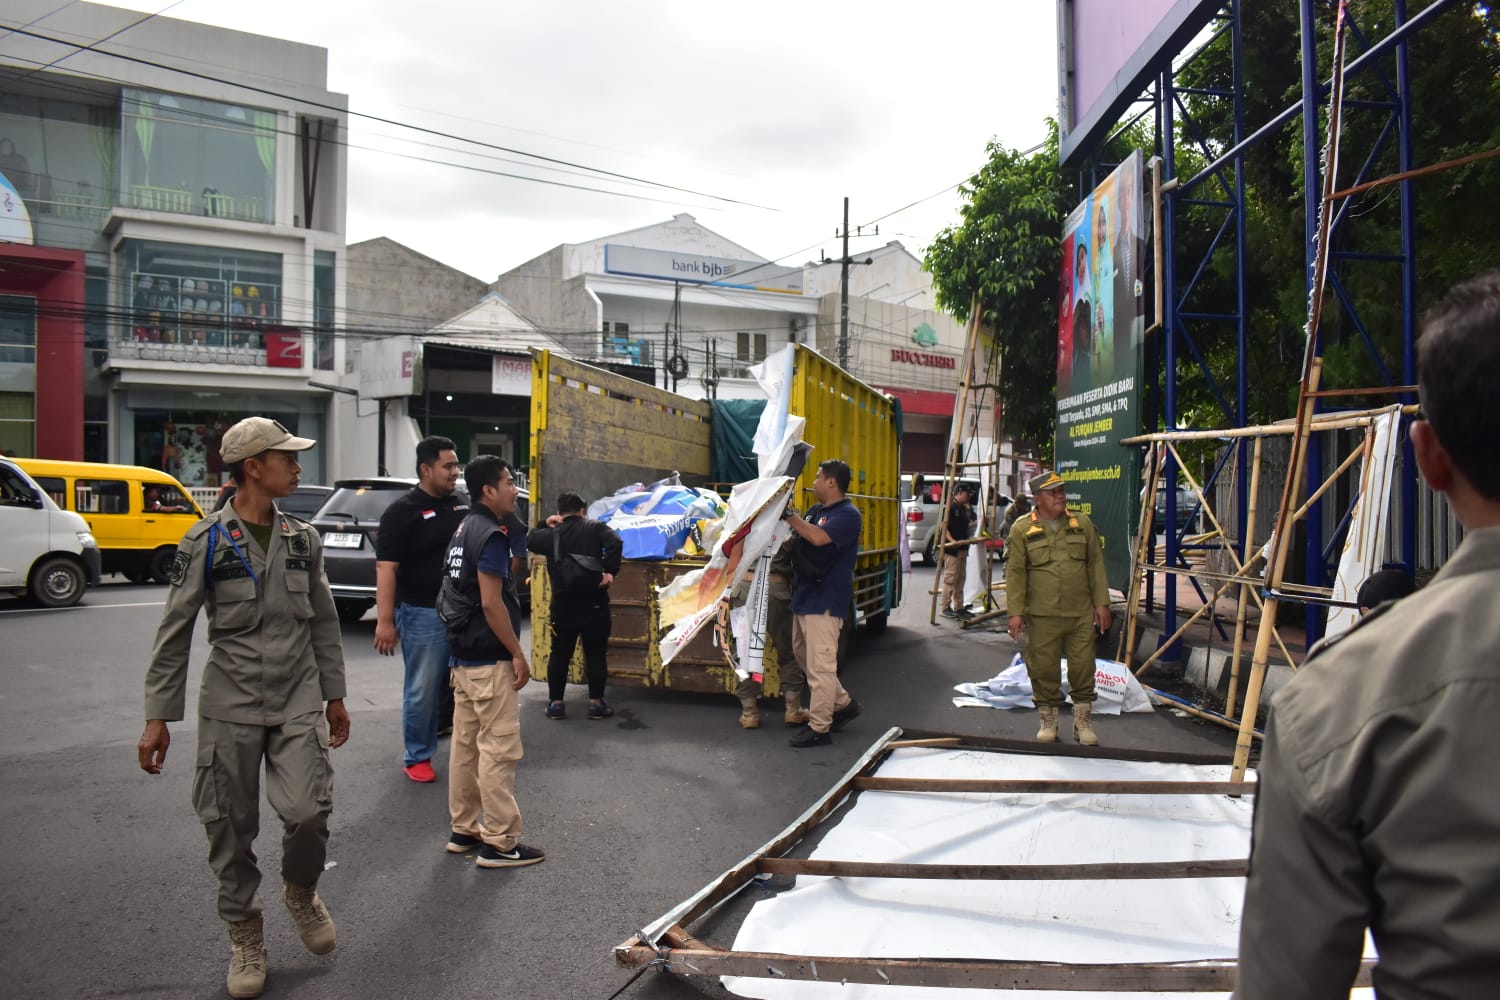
547 601 612 702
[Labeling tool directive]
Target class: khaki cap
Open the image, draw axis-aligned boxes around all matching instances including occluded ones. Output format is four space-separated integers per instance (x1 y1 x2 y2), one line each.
1027 470 1067 494
221 417 316 463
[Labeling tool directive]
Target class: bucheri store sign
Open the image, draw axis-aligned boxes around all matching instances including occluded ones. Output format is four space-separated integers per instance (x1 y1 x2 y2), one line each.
890 348 955 369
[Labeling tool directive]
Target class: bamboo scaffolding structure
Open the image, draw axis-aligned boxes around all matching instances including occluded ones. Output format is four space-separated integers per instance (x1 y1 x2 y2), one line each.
1120 402 1417 444
1120 445 1163 667
1225 437 1262 718
1147 685 1264 740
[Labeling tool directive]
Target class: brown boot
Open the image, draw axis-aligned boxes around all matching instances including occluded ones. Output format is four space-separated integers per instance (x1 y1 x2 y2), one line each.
1036 705 1060 743
739 700 761 729
783 691 810 726
226 915 267 999
1073 703 1100 746
283 881 336 955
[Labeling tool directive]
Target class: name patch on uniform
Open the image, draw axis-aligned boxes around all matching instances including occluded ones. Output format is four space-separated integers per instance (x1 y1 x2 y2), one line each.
167 550 191 586
210 564 254 582
285 557 312 572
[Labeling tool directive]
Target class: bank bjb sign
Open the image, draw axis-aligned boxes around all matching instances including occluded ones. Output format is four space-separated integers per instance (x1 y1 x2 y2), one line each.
604 244 803 295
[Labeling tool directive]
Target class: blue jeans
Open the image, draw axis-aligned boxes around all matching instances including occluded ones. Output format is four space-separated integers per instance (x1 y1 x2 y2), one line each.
398 603 451 767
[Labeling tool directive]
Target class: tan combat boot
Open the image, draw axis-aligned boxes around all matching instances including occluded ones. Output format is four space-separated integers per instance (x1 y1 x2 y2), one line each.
226 915 267 999
1073 702 1100 747
1036 705 1060 743
783 692 810 726
739 700 761 729
283 881 336 955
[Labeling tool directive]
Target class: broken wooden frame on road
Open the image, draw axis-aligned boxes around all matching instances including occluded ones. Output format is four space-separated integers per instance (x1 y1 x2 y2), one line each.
615 727 1375 992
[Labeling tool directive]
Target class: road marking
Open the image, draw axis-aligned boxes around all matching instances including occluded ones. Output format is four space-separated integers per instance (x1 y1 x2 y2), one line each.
0 600 166 615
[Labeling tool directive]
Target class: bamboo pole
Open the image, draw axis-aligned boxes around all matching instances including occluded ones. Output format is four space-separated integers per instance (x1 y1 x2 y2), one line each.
852 777 1256 795
1232 360 1322 782
1225 436 1263 718
1146 685 1265 739
929 298 983 624
1121 445 1163 669
757 858 1248 880
1119 402 1417 444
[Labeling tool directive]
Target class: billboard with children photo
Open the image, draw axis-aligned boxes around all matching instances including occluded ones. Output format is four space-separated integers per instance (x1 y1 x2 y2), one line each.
1055 151 1146 590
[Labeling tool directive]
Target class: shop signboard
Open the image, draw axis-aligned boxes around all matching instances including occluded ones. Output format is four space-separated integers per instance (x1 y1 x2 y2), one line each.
265 327 303 368
360 335 421 398
1054 150 1146 590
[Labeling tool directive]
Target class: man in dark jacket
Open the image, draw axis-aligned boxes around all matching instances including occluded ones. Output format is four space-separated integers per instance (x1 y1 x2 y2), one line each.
526 492 623 721
435 456 543 869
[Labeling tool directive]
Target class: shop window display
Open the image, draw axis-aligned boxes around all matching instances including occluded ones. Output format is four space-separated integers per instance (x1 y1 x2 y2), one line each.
120 240 281 352
135 411 303 488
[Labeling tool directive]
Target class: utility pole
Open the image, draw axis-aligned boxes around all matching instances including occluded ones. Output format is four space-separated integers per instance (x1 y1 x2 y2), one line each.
829 196 876 371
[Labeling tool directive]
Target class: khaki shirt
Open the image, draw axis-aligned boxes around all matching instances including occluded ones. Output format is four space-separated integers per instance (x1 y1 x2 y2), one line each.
145 505 346 725
1005 509 1109 617
1238 526 1500 997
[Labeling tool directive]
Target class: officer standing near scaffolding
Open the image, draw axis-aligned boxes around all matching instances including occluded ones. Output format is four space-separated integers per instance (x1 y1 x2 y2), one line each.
1005 470 1111 745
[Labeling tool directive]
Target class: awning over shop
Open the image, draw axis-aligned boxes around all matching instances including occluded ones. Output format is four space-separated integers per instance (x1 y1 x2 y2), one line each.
878 386 954 417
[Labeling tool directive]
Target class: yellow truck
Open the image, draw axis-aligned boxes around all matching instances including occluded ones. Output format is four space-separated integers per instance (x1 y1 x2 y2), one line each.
528 347 901 695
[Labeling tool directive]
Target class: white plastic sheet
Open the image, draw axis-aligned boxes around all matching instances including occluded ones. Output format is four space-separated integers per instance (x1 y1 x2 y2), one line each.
723 748 1370 999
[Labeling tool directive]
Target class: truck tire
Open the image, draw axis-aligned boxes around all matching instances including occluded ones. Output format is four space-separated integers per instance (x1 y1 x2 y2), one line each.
923 534 937 565
336 599 371 624
31 557 86 608
865 611 889 635
148 546 176 585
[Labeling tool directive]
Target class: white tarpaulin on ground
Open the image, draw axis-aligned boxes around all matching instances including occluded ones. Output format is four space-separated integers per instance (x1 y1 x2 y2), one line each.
953 654 1155 714
723 748 1373 999
1324 406 1402 639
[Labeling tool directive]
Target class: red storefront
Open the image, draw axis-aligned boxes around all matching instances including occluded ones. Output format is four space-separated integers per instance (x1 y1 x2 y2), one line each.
0 242 85 460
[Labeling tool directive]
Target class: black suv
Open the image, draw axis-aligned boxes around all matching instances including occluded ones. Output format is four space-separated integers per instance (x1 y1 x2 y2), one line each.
311 477 530 623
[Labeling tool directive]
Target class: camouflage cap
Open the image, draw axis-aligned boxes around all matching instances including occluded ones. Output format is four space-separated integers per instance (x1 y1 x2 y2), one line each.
1027 470 1067 494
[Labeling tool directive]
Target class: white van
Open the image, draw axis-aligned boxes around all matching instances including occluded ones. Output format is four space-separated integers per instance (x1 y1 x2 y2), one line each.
0 457 101 607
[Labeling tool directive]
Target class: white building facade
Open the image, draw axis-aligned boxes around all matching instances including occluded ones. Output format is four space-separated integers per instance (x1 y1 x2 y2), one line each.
0 1 347 485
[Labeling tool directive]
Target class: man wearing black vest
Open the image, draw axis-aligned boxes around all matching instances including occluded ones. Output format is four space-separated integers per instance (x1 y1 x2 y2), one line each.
526 492 623 721
435 456 544 869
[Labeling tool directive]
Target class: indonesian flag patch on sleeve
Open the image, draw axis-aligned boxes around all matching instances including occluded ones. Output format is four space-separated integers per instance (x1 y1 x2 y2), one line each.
422 509 436 519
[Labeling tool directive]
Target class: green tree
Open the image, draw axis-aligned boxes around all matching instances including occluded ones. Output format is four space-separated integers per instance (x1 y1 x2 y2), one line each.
924 123 1069 450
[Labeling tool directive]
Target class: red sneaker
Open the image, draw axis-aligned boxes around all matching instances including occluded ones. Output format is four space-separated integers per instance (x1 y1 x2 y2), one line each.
403 761 437 783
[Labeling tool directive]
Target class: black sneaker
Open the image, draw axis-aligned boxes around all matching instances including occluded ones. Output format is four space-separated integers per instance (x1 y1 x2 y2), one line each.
586 700 614 720
830 698 862 732
788 725 832 748
446 832 483 854
545 701 566 720
477 843 546 869
940 608 959 618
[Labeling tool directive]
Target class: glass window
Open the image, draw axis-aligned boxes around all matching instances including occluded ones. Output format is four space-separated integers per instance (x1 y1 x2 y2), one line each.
76 478 129 514
0 294 36 364
32 475 66 507
121 89 275 223
0 92 118 251
0 390 34 455
142 482 195 513
0 466 42 508
314 250 335 371
118 240 281 350
736 331 767 363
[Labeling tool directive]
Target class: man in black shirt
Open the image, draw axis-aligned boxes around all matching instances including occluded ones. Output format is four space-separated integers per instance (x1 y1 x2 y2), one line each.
940 483 976 619
526 492 623 720
374 436 468 784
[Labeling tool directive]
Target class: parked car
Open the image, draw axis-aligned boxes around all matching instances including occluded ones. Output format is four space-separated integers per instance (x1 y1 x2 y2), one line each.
278 485 334 520
17 458 203 583
1154 483 1201 534
901 472 1011 564
0 456 101 607
311 477 530 624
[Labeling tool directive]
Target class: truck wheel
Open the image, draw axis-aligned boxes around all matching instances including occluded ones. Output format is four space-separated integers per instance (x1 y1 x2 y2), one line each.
865 611 889 635
148 546 176 584
336 600 370 624
31 557 86 608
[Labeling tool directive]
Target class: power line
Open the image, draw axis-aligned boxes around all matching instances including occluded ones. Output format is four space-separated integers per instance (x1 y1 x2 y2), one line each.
0 21 776 211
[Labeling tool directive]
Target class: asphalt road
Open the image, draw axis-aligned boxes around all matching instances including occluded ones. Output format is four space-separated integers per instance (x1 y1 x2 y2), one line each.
0 568 1236 999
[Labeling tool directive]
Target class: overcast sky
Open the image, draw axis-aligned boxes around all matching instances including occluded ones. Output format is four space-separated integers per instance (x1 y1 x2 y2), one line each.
109 0 1058 282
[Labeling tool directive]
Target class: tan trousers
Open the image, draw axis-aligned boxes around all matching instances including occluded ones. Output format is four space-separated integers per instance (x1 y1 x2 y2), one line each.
448 662 524 851
193 711 332 923
941 551 968 612
1025 612 1098 706
793 612 850 733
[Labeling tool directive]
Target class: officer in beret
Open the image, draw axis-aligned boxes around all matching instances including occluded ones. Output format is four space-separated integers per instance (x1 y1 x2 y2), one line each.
1005 470 1111 745
137 417 349 999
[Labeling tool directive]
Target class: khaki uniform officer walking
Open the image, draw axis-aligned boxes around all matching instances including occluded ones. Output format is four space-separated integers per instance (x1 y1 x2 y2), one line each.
1005 470 1111 745
138 417 350 999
